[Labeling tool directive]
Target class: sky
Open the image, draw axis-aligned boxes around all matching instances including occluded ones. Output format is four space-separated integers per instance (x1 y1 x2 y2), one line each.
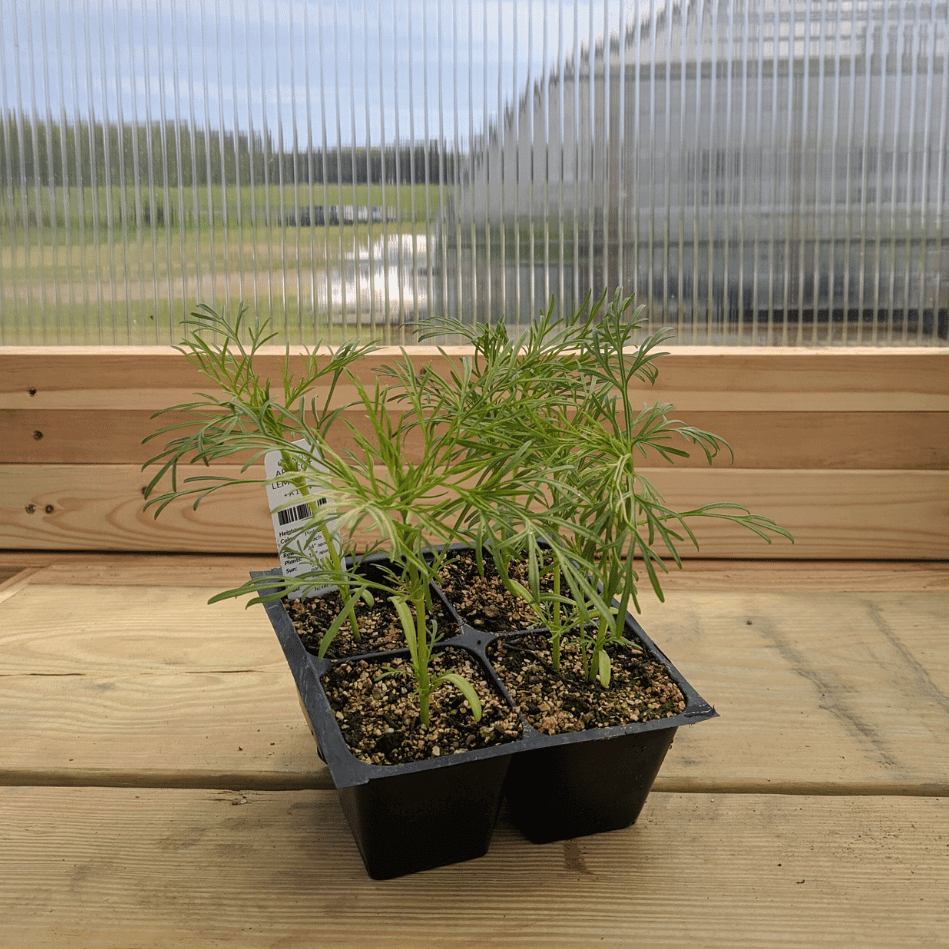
1 0 614 147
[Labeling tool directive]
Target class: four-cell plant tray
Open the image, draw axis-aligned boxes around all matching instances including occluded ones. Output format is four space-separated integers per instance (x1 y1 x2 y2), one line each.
254 564 717 879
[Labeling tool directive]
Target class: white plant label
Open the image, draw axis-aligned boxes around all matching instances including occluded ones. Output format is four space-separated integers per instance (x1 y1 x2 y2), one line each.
263 439 339 595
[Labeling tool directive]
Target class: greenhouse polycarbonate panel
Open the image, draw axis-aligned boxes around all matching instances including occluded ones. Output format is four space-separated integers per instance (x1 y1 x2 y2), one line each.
1 1 947 345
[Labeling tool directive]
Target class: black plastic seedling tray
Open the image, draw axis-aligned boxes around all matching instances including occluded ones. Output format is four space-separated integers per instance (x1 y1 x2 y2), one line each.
254 560 716 877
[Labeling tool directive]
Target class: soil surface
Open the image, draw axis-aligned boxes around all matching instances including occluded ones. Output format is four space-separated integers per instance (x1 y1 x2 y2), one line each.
286 548 690 765
286 587 458 660
438 549 688 734
435 549 548 632
321 648 523 765
489 631 687 734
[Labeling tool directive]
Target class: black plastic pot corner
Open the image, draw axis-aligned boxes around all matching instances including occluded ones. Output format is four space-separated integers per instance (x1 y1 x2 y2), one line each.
335 753 510 879
502 726 677 844
251 568 515 880
494 612 718 846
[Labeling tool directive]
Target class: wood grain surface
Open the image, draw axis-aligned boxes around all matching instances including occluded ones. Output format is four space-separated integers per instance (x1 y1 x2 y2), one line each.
3 346 948 557
3 462 947 557
3 553 948 591
5 407 948 469
2 571 947 792
0 556 946 947
3 346 947 410
0 788 945 949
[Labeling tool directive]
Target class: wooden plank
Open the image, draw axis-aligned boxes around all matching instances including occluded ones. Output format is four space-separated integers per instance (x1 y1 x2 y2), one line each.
0 673 328 790
0 583 288 675
647 467 949 559
0 405 422 467
0 788 945 948
2 463 947 557
644 559 949 592
669 410 949 470
0 672 329 790
636 589 949 792
0 581 330 789
5 408 947 469
1 553 281 587
0 462 278 552
2 554 947 592
1 581 947 791
0 566 45 606
2 346 947 411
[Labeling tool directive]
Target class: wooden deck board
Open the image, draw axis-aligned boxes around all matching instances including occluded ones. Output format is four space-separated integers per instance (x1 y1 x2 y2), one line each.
636 590 949 791
0 787 946 949
1 556 946 946
0 583 287 674
2 553 948 591
1 568 947 792
0 670 327 789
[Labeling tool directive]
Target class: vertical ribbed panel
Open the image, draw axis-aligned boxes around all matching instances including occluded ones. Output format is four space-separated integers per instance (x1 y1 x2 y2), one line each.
0 1 947 344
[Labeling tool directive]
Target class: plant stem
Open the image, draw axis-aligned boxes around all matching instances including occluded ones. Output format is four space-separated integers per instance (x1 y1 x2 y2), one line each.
412 579 433 728
549 561 562 674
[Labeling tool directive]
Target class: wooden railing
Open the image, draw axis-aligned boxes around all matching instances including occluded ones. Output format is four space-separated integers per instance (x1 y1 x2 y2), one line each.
2 346 947 557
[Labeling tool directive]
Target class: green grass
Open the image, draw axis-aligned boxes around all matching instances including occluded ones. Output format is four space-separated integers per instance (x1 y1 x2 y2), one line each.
0 182 444 233
0 293 407 346
1 221 405 282
0 180 446 345
0 225 425 346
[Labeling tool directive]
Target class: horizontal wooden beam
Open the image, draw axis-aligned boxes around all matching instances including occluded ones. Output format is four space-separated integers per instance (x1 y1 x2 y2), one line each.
2 346 948 411
3 463 947 558
2 554 949 592
2 346 946 556
4 407 947 469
